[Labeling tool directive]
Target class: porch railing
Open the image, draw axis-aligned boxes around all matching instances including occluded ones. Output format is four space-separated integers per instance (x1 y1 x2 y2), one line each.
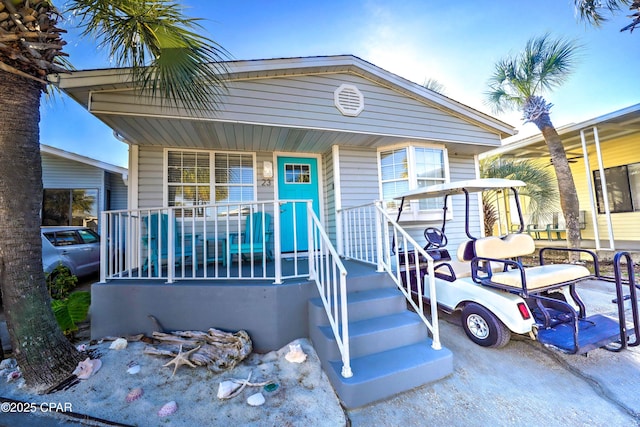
101 200 314 283
307 204 351 378
101 199 353 378
338 201 442 351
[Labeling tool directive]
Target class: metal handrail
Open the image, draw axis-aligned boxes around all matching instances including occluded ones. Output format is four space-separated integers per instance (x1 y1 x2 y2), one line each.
338 201 442 351
307 201 352 378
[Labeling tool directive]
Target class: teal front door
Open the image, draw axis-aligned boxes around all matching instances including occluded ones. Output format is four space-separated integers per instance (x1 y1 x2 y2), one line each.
277 156 320 252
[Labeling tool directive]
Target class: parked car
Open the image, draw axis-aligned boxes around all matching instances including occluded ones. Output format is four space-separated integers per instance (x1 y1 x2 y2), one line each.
41 226 100 278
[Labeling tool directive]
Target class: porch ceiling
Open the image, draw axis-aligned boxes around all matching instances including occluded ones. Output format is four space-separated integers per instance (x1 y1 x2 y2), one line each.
99 114 495 155
489 104 640 159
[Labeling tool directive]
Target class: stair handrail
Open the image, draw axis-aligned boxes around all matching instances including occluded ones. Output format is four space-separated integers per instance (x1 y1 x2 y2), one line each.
307 202 352 378
373 201 442 351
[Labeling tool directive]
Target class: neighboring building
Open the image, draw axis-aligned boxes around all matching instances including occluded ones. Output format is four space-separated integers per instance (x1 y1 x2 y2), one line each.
485 103 640 252
58 55 515 407
41 144 128 232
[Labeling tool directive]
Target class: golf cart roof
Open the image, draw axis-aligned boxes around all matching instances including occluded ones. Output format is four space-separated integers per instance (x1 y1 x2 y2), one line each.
395 178 526 201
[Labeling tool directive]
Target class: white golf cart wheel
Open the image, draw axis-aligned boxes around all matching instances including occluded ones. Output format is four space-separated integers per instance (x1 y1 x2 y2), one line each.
461 303 511 348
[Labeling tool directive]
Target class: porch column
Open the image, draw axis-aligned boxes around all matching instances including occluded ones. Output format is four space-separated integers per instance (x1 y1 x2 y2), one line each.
273 201 282 284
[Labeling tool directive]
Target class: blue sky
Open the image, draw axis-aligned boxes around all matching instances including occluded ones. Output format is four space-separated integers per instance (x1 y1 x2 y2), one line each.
43 0 639 167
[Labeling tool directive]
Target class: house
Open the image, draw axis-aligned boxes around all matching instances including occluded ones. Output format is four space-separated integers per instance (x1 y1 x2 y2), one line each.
40 144 128 231
484 103 640 254
57 55 515 407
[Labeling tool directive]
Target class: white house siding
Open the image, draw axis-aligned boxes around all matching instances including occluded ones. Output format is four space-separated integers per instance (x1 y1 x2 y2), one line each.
137 146 164 208
90 72 503 150
42 151 105 190
41 151 106 211
107 172 128 210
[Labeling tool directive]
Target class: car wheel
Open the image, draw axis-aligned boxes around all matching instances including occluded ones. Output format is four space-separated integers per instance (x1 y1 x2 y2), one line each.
461 303 511 348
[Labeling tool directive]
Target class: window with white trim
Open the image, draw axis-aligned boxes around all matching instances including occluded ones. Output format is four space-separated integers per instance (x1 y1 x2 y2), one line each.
166 150 255 215
378 144 448 219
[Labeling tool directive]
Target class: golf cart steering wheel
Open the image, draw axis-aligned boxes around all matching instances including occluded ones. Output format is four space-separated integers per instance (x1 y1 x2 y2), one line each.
424 227 447 249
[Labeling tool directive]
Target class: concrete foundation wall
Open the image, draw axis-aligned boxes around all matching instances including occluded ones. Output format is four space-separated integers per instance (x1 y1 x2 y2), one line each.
90 281 319 352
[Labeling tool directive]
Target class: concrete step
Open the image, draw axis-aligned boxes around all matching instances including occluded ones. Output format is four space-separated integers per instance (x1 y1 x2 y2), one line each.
344 270 395 293
308 287 407 326
323 341 453 408
309 267 453 408
313 311 428 361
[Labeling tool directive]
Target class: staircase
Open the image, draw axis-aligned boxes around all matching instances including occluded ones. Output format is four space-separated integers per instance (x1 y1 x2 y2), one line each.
308 269 453 408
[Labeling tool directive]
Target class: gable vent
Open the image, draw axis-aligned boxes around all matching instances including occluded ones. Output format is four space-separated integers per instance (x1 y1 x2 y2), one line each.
334 84 364 117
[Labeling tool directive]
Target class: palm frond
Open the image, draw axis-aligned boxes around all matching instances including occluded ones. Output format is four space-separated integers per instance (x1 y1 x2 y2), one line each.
480 156 559 224
67 0 231 114
484 34 580 117
574 0 630 26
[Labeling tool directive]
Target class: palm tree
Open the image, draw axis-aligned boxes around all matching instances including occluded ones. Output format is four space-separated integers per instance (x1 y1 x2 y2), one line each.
423 78 446 95
480 156 559 235
0 0 229 391
574 0 639 33
485 34 582 257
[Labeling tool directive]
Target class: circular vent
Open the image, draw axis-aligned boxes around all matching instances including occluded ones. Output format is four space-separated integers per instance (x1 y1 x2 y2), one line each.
334 84 364 117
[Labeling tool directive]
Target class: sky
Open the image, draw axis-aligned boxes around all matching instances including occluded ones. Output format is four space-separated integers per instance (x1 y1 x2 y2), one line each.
42 0 639 168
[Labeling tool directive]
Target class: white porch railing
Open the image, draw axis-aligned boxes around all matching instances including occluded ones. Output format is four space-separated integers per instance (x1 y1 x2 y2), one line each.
338 201 442 351
100 199 353 378
307 205 351 378
101 200 316 283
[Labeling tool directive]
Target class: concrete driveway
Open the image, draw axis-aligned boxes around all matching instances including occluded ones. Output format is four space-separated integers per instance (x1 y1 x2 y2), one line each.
347 279 640 426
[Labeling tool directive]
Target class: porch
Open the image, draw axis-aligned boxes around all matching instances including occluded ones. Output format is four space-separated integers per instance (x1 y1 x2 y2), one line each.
97 199 442 346
90 257 375 352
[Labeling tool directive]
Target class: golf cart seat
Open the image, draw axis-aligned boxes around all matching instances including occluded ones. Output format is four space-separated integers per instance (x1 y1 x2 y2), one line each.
470 233 592 296
433 240 501 281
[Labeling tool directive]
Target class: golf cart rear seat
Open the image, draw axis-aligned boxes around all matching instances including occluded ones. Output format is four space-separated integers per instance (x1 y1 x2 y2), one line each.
468 233 593 296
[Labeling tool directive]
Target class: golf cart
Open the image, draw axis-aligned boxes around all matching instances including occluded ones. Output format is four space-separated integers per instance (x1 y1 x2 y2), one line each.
395 178 639 354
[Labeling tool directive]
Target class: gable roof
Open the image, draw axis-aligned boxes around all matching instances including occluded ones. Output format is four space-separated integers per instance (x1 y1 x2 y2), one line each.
41 144 128 177
56 55 516 154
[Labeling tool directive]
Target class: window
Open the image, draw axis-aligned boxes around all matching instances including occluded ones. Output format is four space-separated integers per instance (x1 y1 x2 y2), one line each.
284 164 311 183
378 145 448 217
168 151 211 208
213 153 255 204
166 150 255 216
593 162 640 213
42 189 98 231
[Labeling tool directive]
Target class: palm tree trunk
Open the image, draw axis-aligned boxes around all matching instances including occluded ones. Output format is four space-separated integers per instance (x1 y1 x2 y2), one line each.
0 71 83 392
537 115 581 259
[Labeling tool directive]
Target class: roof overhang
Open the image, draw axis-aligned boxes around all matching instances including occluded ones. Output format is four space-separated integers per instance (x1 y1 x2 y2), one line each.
41 144 128 176
54 55 516 155
484 103 640 159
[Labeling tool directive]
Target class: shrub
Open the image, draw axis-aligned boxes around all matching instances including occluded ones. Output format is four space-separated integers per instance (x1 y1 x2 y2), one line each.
46 264 78 300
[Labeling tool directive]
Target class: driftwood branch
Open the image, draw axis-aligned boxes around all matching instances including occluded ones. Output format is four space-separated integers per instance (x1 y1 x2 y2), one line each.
143 328 252 373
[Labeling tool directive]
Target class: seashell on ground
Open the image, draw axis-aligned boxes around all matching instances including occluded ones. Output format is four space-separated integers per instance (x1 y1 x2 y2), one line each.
217 380 242 399
247 392 265 406
109 338 128 350
76 344 87 352
285 343 307 363
158 400 178 417
6 370 21 382
125 387 143 403
126 364 141 375
72 358 102 380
